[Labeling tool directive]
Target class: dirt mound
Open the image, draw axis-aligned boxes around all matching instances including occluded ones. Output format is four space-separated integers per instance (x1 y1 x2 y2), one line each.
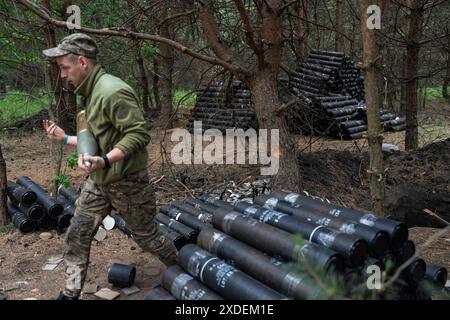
298 139 450 227
385 139 450 227
298 150 370 209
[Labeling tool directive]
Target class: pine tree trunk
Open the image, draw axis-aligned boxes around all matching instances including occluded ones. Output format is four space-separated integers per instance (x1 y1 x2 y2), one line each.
0 144 8 226
404 1 424 150
360 0 385 216
443 51 450 100
294 0 309 62
127 0 150 111
157 7 175 128
134 45 150 111
251 1 301 191
349 13 357 57
314 1 321 48
335 0 343 51
42 0 64 194
158 28 174 128
43 1 63 115
152 58 162 111
62 0 77 134
249 71 302 192
0 75 6 99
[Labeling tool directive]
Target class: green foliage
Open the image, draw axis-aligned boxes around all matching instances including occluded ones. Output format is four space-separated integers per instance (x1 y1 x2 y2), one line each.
51 151 78 192
420 86 446 102
384 258 395 275
0 25 42 73
292 233 305 245
67 151 78 169
142 43 159 58
0 91 47 127
51 172 71 188
173 89 197 109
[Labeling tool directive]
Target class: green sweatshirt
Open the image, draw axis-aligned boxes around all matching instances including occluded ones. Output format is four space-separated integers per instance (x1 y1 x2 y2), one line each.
75 64 150 186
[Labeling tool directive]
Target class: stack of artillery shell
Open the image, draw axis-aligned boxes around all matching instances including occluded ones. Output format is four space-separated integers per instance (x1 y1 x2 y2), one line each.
287 49 406 139
6 178 75 234
186 80 257 133
280 91 369 139
292 49 365 101
356 105 406 132
253 191 447 300
147 190 448 300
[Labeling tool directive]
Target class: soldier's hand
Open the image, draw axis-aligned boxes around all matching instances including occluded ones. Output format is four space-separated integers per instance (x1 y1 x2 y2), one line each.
78 155 105 174
43 120 66 143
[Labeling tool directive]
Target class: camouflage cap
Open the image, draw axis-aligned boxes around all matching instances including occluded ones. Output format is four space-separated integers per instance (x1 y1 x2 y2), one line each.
42 33 98 59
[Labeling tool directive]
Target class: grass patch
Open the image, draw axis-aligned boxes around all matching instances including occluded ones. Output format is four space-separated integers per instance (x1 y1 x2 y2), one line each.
0 91 47 127
417 86 450 146
173 89 197 110
420 86 447 103
0 223 14 238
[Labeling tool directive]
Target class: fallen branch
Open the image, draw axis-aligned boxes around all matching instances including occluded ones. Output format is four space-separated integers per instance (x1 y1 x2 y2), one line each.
423 208 450 226
150 175 165 185
176 179 196 198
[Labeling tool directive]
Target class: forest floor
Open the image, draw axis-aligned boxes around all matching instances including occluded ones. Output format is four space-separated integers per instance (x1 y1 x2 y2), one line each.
0 99 449 300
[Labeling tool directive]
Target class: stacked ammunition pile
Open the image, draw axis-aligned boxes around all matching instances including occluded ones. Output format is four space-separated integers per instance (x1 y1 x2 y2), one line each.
357 105 406 132
281 92 362 137
186 80 257 132
146 191 448 300
292 49 365 100
6 177 76 234
288 49 406 139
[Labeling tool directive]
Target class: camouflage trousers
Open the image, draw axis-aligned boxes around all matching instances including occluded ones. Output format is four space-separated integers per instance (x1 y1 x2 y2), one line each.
62 169 177 298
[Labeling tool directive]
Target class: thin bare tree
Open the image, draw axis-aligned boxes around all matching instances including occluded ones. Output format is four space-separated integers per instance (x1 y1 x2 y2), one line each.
294 0 309 62
335 0 343 51
127 0 151 111
0 144 8 226
404 0 426 150
359 0 385 216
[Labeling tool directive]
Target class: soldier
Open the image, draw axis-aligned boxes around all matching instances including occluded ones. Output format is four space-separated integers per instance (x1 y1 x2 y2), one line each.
42 33 178 300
